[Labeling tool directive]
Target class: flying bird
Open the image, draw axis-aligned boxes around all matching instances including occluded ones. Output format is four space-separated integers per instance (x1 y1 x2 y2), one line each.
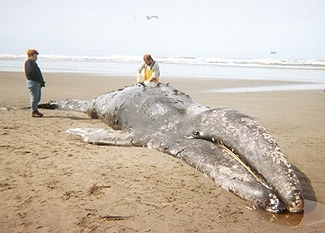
146 15 158 20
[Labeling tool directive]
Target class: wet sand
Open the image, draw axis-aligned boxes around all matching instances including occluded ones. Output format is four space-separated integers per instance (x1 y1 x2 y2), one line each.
0 71 324 232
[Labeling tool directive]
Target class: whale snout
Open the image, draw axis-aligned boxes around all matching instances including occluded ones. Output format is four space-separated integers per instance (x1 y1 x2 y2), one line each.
288 194 304 213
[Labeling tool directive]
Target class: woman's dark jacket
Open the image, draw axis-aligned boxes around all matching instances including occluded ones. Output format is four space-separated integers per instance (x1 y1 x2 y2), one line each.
25 59 45 86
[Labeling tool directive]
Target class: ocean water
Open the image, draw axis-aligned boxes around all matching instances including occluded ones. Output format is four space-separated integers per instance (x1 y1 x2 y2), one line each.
1 54 324 92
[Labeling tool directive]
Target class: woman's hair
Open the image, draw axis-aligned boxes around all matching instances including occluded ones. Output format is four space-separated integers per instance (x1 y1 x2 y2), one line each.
27 49 39 57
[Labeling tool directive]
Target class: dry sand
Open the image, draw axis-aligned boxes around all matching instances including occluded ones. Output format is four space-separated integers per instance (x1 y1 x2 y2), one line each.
0 71 324 232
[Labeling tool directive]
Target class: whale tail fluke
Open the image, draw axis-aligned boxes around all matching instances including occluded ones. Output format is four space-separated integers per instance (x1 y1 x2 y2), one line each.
38 102 59 109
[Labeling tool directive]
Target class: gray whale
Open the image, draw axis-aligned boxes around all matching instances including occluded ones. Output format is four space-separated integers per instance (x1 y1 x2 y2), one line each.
39 82 304 213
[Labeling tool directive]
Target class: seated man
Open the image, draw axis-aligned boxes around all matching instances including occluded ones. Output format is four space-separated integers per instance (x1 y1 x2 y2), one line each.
137 54 160 83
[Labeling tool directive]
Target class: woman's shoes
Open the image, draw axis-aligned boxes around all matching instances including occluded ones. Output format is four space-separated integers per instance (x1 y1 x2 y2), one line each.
32 111 43 117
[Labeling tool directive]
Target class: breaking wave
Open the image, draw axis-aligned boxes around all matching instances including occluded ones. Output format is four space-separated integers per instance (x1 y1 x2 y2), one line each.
1 54 325 70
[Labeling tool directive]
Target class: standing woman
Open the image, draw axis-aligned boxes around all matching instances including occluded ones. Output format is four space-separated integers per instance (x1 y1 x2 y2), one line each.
25 49 46 117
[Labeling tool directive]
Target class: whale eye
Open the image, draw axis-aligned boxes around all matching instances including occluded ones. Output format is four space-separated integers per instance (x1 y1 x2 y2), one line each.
192 130 200 136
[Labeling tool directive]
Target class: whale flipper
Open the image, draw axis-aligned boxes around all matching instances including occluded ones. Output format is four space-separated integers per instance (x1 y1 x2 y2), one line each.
66 128 134 146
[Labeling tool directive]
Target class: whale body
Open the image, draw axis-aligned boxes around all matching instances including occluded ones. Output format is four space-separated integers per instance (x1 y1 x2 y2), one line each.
39 82 304 213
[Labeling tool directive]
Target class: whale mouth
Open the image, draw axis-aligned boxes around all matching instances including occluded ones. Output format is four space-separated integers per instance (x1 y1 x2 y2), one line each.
217 141 272 189
190 130 271 188
188 129 304 214
215 141 288 213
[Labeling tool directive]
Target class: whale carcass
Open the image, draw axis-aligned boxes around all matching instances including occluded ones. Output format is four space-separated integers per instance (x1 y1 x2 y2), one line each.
39 82 304 213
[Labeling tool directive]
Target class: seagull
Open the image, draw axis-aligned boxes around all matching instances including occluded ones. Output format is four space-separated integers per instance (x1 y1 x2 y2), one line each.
146 15 158 20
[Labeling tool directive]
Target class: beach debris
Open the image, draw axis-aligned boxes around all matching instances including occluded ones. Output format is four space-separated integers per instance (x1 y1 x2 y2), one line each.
100 215 133 221
88 185 111 195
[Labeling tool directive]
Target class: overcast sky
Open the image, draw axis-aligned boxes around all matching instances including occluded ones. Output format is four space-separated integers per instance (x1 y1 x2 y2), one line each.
0 0 324 59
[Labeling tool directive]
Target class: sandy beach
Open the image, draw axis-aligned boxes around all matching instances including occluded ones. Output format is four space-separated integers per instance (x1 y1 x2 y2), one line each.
1 71 324 232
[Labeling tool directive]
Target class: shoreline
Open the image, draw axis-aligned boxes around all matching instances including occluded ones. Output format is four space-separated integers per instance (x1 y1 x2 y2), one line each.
1 71 323 106
1 71 324 232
